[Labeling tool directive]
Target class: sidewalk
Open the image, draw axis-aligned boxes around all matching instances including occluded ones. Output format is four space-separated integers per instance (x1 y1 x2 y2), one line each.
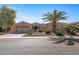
0 33 79 39
49 36 79 40
0 35 79 39
0 37 48 39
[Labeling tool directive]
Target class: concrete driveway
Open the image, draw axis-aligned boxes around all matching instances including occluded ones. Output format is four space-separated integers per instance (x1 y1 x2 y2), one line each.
0 33 25 37
0 38 79 55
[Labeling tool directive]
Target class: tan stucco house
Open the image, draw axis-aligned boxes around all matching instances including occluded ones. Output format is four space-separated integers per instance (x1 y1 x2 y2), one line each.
10 21 66 33
10 21 32 33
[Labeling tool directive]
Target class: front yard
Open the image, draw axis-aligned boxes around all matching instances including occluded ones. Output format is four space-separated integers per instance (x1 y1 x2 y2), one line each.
0 32 6 35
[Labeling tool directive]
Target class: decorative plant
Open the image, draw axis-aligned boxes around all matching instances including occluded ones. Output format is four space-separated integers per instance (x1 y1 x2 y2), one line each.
63 25 78 35
55 31 64 36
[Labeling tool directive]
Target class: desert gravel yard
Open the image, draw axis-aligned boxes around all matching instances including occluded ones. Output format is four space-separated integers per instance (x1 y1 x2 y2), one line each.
0 38 79 55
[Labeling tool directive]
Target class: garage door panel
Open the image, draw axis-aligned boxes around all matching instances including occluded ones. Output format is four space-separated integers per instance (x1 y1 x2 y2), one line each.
16 28 30 32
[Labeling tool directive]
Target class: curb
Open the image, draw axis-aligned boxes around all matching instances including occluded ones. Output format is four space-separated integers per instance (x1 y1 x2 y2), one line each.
0 36 79 39
49 36 79 39
0 37 48 39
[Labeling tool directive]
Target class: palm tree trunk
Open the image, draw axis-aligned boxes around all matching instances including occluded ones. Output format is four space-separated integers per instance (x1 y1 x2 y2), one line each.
52 21 57 33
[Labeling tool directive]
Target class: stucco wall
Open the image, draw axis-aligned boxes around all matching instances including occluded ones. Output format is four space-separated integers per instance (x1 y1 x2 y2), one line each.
10 24 16 33
10 23 32 33
10 22 66 33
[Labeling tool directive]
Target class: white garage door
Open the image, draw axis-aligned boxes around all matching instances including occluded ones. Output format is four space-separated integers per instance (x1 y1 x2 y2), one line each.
16 28 29 33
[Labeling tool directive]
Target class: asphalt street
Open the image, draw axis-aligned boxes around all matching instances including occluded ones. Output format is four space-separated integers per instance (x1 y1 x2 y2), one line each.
0 38 79 55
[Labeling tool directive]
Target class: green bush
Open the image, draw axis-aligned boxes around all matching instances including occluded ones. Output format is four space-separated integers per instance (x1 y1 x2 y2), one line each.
45 31 51 35
56 32 64 36
64 25 79 35
26 32 32 35
37 29 44 32
74 27 79 32
63 25 72 33
69 32 76 35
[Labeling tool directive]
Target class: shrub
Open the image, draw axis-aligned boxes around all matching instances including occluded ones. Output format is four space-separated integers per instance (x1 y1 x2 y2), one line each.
26 32 32 35
69 32 76 35
56 31 64 36
64 25 78 35
45 31 51 35
74 27 79 32
37 29 44 32
63 25 72 33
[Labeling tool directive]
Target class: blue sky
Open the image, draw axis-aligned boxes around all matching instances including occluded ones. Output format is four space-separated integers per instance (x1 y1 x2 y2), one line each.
0 4 79 23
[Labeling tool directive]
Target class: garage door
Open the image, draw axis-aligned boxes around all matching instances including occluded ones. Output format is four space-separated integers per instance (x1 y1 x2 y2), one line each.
16 28 30 33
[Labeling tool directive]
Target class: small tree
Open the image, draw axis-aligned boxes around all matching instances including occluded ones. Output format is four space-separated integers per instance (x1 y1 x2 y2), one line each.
63 25 78 35
64 25 72 33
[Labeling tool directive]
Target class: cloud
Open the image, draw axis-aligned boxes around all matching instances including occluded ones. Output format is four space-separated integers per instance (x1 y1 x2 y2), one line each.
16 10 43 23
7 6 43 23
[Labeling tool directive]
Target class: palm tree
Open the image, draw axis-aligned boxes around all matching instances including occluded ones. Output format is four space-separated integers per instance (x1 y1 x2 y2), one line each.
0 6 16 32
43 10 67 33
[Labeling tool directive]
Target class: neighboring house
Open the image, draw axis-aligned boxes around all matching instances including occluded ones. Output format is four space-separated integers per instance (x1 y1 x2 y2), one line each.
44 22 66 31
69 22 79 27
32 22 44 31
10 21 79 33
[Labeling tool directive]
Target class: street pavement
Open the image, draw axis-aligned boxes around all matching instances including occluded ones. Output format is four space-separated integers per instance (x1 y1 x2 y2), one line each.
0 38 79 55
